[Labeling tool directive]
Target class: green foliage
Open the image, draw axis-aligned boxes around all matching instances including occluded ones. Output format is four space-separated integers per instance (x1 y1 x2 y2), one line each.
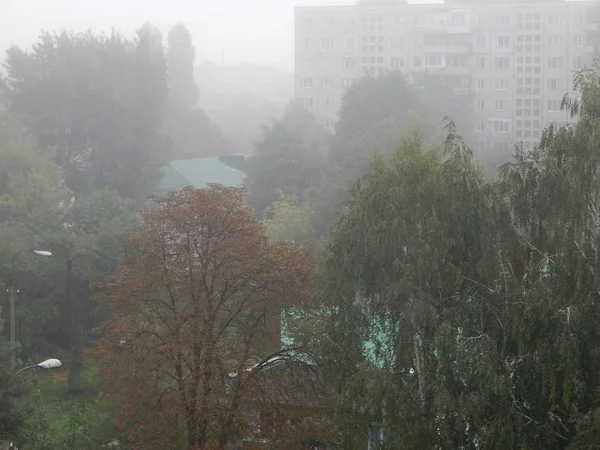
165 24 229 158
262 193 315 244
311 126 496 449
2 27 169 199
306 65 600 449
245 103 329 216
332 71 420 152
0 113 66 225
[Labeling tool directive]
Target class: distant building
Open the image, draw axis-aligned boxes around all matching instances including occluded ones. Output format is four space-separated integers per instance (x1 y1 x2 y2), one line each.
294 0 600 158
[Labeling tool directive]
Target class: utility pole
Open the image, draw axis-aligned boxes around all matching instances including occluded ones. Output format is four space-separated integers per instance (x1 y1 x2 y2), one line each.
6 249 52 370
7 285 18 370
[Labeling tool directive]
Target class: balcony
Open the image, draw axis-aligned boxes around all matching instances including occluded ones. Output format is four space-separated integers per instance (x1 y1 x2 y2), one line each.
423 44 470 54
453 87 470 96
445 66 470 75
446 44 471 53
446 24 471 34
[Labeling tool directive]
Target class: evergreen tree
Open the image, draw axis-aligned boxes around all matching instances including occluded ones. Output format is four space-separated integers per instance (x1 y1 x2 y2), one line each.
165 23 229 158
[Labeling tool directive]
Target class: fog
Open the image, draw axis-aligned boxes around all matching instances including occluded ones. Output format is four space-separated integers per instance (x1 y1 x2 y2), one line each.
4 0 600 447
0 0 444 70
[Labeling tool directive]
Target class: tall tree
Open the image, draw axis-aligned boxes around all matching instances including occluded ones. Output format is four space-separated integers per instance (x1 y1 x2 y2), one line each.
1 26 169 199
309 126 507 448
166 24 229 159
91 186 316 450
245 102 329 217
0 113 65 225
330 71 420 156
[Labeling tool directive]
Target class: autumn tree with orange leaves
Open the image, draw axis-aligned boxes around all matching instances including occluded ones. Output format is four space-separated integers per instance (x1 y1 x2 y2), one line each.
90 186 319 450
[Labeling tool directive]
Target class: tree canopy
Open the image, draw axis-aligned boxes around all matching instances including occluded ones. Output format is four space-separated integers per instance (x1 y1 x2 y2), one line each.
91 186 317 449
1 27 169 200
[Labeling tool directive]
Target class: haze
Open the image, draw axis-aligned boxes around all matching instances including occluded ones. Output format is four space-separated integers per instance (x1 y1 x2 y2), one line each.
0 0 442 70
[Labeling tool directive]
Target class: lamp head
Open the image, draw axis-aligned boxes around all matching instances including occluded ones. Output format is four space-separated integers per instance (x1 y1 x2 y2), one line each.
37 358 62 369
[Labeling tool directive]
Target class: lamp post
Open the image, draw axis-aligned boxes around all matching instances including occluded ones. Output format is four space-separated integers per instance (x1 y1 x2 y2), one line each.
7 250 53 369
1 358 62 450
12 358 62 380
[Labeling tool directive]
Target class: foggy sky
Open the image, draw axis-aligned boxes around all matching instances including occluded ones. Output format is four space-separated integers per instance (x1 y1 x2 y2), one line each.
0 0 442 71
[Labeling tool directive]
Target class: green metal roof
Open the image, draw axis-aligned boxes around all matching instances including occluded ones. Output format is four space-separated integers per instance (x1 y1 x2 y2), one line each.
153 156 246 195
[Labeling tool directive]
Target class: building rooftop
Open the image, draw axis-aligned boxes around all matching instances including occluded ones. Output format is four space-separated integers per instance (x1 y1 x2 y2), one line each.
153 155 247 195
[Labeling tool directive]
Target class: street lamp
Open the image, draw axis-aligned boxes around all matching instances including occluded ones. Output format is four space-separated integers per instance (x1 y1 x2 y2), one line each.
12 358 62 379
7 249 53 369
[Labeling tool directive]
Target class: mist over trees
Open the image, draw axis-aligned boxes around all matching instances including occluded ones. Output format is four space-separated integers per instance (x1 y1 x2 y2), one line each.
3 14 600 450
166 24 230 159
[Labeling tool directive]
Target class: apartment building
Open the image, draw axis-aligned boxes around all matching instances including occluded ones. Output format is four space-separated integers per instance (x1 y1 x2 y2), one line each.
295 0 600 156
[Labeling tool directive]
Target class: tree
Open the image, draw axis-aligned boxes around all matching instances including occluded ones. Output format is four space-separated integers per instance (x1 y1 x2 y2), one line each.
308 64 600 449
310 126 506 448
91 185 316 450
166 24 229 159
245 102 329 216
0 113 65 225
311 113 433 238
262 193 315 244
331 71 420 156
490 64 600 448
1 26 169 199
45 189 137 392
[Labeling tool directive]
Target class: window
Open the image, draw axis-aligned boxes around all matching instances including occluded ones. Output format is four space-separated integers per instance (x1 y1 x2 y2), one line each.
476 79 485 90
549 14 564 26
497 14 510 25
548 56 564 69
450 12 466 23
321 78 334 88
390 57 405 69
300 97 313 108
302 18 314 29
324 118 334 130
495 57 510 69
496 36 510 48
547 100 561 112
574 34 583 46
393 16 404 26
494 79 508 90
343 58 356 69
573 57 583 70
321 37 334 50
343 78 354 88
495 99 508 111
325 98 334 108
325 17 334 27
476 35 486 49
476 99 485 111
548 79 564 91
477 57 486 69
493 120 510 133
425 55 444 66
548 35 562 47
347 17 356 26
476 121 485 132
300 78 313 88
347 37 356 49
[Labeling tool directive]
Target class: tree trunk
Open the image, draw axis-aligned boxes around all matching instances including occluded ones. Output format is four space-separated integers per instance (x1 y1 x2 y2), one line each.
65 253 84 393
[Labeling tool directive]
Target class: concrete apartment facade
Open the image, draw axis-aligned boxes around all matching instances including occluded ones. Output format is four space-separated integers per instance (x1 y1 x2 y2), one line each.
294 0 600 157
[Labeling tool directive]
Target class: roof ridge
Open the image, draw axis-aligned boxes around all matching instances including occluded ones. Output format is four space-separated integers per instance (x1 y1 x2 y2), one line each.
166 161 194 187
